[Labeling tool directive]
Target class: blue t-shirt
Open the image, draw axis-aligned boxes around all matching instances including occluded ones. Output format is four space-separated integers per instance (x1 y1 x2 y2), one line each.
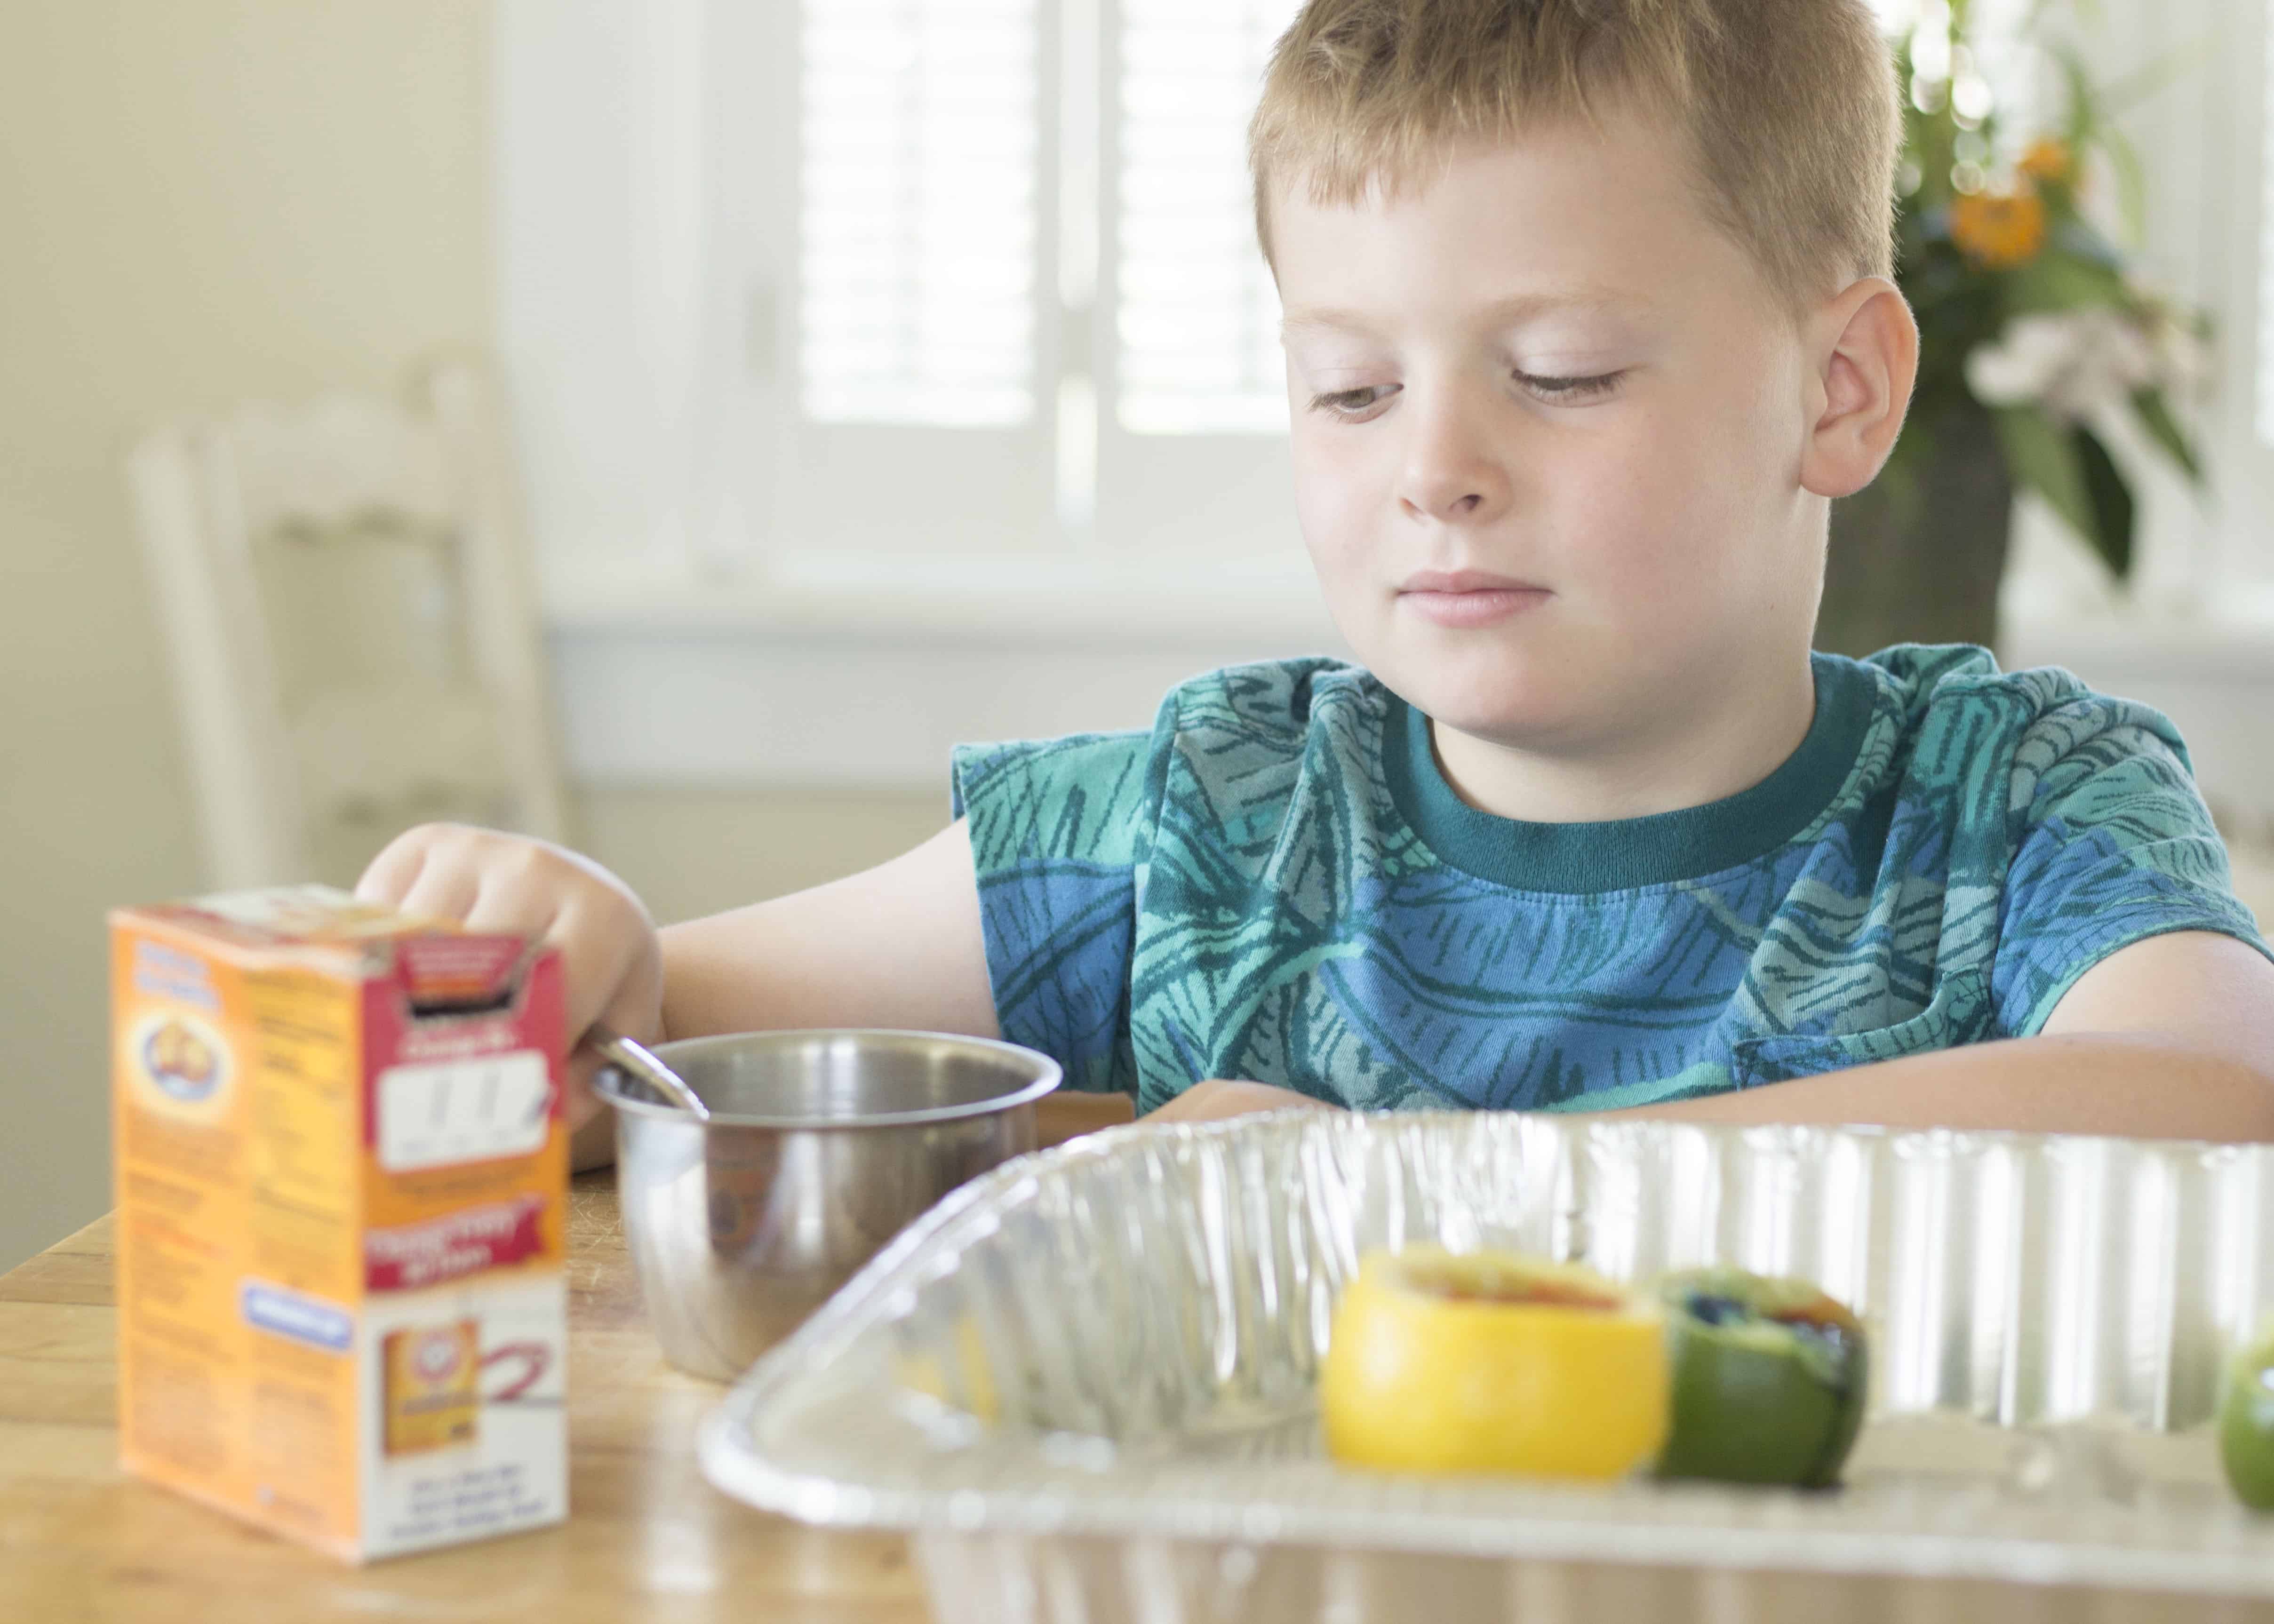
949 646 2267 1115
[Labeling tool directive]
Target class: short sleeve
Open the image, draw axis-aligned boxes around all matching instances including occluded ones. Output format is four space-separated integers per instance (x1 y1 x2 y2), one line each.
1992 694 2271 1035
950 700 1176 1094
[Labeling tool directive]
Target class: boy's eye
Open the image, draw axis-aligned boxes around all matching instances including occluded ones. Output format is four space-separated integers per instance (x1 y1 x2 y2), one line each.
1307 384 1399 419
1304 370 1623 420
1516 369 1625 402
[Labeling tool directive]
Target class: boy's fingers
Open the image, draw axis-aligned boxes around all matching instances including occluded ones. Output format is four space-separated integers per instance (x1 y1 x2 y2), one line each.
355 828 433 908
395 861 484 929
460 878 560 945
594 953 664 1052
584 928 666 1081
562 1051 606 1132
544 890 656 1035
355 833 658 1126
546 903 619 1043
567 1085 616 1171
559 961 658 1165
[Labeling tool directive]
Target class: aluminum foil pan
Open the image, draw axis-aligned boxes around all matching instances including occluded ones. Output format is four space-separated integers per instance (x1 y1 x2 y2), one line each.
698 1112 2274 1624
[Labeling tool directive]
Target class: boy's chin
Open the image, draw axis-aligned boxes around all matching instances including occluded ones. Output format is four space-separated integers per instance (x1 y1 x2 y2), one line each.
1376 645 1612 748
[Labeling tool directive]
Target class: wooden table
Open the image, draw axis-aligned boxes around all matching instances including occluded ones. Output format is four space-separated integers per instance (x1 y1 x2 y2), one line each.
0 1171 932 1623
0 1091 1133 1621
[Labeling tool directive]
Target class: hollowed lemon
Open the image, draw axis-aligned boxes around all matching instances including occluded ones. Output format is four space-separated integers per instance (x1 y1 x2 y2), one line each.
1319 1246 1668 1479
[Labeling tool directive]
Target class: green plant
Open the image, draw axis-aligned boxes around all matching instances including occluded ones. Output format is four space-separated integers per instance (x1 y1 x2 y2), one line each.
1888 0 2208 580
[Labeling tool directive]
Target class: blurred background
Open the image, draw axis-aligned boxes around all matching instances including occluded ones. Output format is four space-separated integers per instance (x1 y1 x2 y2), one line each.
3 0 2270 1271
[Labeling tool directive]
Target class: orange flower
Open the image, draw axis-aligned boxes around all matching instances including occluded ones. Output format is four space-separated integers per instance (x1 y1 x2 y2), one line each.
2018 138 2072 185
1950 187 2047 270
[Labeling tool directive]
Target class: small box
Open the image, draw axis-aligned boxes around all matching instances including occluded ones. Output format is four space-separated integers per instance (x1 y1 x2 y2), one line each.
109 884 568 1561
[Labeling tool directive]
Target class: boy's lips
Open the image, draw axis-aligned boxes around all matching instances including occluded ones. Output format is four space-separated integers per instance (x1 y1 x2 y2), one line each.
1396 569 1552 629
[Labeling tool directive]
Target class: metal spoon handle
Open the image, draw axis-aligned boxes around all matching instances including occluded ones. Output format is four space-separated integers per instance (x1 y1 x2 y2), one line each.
588 1024 711 1120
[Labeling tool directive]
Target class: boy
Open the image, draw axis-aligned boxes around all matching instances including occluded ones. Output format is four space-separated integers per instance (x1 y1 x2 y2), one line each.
362 0 2274 1154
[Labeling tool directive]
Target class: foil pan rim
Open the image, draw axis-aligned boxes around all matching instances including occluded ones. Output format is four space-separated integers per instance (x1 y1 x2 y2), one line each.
697 1111 2274 1595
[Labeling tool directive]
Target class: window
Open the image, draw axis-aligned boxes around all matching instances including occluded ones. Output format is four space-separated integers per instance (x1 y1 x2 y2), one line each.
498 0 1320 584
496 0 1336 788
1115 0 1296 435
750 0 1306 569
797 0 1040 429
790 0 1294 444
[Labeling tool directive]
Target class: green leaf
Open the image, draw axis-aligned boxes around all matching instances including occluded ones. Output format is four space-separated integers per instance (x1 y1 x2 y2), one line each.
2130 387 2204 484
2004 250 2127 315
2102 127 2149 248
1993 406 2097 550
2071 425 2135 580
2051 219 2122 270
2051 42 2098 150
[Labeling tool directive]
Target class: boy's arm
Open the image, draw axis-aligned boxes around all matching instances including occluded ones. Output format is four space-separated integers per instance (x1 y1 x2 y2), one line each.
657 819 1000 1042
658 817 1134 1148
1618 929 2274 1140
1165 930 2274 1139
360 818 1110 1170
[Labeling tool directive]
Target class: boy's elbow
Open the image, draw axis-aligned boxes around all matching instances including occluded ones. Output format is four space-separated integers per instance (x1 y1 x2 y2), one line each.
2221 1054 2274 1141
2130 1035 2274 1142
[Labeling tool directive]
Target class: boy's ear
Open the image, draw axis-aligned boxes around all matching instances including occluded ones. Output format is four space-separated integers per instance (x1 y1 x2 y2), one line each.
1799 277 1918 500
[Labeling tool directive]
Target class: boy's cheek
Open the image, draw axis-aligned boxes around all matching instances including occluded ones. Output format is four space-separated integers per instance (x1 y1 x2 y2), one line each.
1290 454 1383 575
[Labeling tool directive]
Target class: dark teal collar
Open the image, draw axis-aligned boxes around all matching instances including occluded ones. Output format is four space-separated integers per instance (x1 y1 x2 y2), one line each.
1382 654 1878 893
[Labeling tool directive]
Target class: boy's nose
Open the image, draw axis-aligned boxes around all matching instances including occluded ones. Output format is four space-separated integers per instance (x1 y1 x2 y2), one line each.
1396 399 1510 525
1402 479 1490 521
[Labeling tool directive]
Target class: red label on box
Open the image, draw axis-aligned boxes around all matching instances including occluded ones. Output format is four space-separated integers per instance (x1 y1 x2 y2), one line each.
365 1194 551 1291
395 933 529 1010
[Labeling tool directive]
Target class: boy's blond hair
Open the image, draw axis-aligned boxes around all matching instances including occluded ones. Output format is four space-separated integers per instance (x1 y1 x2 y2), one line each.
1249 0 1901 310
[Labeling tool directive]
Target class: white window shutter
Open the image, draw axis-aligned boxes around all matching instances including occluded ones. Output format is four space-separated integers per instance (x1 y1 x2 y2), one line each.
1113 0 1301 435
798 0 1042 428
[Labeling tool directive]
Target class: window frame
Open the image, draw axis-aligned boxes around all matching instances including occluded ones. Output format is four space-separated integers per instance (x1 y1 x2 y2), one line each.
500 0 1319 590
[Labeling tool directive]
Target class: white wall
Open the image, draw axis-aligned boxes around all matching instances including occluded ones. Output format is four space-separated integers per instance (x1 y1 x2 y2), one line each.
0 1 949 1274
0 1 496 1271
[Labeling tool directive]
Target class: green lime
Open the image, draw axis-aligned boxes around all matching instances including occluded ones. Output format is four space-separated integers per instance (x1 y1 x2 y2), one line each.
1655 1267 1869 1489
2219 1329 2274 1510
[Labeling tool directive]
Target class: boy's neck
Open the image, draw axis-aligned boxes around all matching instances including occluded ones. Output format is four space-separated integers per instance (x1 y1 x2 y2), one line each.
1427 650 1821 827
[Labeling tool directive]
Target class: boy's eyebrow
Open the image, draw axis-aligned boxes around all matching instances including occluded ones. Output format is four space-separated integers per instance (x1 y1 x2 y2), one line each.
1280 289 1645 339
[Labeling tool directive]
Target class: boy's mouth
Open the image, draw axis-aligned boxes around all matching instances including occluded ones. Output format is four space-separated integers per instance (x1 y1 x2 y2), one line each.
1396 569 1552 629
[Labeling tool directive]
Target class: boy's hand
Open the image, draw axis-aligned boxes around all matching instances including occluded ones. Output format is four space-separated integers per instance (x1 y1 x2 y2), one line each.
1146 1079 1336 1123
355 824 662 1145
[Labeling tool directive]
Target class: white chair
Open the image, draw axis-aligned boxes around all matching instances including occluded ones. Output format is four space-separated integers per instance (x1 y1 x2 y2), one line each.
128 361 568 890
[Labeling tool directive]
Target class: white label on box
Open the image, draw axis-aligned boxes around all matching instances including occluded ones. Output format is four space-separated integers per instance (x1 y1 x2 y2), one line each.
377 1051 551 1172
357 1274 568 1559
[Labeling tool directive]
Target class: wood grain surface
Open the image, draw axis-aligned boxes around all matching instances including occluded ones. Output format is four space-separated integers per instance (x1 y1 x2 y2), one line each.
0 1096 1129 1623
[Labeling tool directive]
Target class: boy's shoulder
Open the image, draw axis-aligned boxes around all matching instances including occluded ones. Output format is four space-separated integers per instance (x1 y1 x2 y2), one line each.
951 658 1378 865
1860 641 2125 716
1852 642 2197 809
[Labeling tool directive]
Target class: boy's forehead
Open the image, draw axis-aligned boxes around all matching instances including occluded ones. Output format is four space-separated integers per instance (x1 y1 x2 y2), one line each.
1266 113 1731 318
1280 287 1648 341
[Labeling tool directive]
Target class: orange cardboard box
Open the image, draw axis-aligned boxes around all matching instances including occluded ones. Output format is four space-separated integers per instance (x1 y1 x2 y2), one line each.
109 884 568 1561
